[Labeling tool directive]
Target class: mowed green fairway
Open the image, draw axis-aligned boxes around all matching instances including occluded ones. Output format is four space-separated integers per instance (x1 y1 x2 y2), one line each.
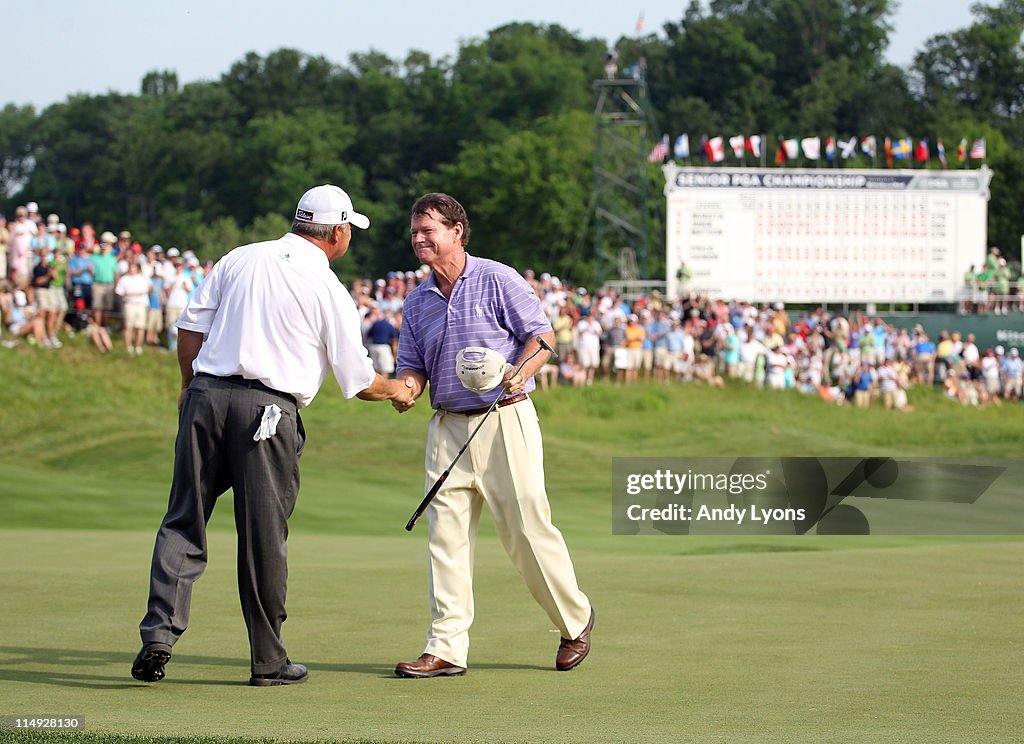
1 341 1022 743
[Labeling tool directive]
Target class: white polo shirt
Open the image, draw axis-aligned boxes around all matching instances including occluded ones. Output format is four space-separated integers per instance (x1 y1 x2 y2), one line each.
176 232 375 408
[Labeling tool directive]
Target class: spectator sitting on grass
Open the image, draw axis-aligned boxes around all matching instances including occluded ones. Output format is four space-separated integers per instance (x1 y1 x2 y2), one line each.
558 351 587 387
877 358 901 410
84 310 113 353
3 286 49 348
693 353 724 387
534 357 560 391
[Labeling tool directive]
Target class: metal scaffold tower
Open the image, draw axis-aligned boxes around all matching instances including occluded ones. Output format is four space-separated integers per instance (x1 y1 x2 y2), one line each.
591 73 659 285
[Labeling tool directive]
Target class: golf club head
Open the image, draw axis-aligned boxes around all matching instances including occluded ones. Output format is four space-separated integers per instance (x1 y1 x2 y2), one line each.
537 336 558 361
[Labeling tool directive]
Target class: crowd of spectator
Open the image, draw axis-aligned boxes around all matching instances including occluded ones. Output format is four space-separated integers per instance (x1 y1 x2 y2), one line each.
960 246 1024 316
958 244 1024 315
3 201 1021 410
346 267 1023 410
0 202 211 354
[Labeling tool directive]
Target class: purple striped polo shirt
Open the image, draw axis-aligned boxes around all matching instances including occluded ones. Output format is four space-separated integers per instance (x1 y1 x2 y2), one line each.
397 253 551 412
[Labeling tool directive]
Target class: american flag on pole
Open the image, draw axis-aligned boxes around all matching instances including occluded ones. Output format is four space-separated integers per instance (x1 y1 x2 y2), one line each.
646 135 669 163
970 138 986 160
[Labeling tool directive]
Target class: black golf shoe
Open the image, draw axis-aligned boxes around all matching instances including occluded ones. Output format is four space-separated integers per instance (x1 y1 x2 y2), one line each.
131 645 172 682
249 659 309 686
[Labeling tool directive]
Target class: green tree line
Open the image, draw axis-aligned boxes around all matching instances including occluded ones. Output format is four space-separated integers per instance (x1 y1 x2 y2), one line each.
2 0 1022 283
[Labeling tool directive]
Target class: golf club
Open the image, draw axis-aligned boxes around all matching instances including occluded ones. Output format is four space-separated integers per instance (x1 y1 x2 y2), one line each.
405 337 558 531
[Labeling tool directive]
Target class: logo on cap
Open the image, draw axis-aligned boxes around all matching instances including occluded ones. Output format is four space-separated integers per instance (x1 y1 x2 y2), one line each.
296 209 314 221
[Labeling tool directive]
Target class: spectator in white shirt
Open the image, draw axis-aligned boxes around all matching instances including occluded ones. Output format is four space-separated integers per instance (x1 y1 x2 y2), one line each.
116 262 151 355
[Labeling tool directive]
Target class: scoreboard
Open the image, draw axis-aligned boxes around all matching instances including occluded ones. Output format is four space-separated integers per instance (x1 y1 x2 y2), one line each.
664 164 993 303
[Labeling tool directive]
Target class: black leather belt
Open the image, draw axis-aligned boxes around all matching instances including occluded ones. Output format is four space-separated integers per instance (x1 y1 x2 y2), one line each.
445 393 528 416
195 372 296 405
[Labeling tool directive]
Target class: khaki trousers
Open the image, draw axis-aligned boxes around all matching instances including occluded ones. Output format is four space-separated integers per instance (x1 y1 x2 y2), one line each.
422 398 590 667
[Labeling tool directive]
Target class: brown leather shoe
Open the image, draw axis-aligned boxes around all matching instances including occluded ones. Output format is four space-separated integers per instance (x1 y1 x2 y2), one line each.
395 653 467 678
556 608 595 671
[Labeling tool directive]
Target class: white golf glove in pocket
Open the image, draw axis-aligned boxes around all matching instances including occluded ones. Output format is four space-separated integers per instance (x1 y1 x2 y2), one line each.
253 404 283 441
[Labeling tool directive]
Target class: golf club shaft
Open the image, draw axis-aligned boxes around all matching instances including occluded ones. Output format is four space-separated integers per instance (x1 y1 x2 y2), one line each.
405 339 553 531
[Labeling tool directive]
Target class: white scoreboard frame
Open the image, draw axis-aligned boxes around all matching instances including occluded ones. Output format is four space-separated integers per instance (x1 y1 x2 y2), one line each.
664 164 993 303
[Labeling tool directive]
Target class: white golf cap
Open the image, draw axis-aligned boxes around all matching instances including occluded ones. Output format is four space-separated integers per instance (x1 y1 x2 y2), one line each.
456 347 511 393
295 184 369 229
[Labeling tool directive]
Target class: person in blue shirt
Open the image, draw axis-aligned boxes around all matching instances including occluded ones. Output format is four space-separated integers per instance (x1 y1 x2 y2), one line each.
648 309 672 382
639 310 656 382
366 306 399 377
870 318 888 366
665 317 687 381
67 243 95 311
1002 348 1022 400
145 252 165 347
721 323 740 378
913 329 937 385
853 361 875 408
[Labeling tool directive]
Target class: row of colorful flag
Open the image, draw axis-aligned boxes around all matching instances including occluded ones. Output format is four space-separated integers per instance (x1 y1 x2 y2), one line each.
648 134 988 167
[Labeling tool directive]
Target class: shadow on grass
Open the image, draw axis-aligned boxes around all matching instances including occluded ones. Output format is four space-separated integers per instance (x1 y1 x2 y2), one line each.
677 542 828 556
0 646 401 688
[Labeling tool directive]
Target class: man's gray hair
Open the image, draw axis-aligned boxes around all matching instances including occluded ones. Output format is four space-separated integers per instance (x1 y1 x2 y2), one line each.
291 220 346 241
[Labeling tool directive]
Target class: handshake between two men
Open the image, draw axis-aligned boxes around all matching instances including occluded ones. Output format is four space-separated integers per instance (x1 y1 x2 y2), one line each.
389 338 552 415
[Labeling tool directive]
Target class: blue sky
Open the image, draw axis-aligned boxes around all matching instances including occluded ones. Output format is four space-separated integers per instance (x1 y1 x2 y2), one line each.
10 0 977 111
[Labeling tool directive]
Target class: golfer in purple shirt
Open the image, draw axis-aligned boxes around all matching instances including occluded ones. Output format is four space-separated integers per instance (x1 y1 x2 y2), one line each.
392 192 594 678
